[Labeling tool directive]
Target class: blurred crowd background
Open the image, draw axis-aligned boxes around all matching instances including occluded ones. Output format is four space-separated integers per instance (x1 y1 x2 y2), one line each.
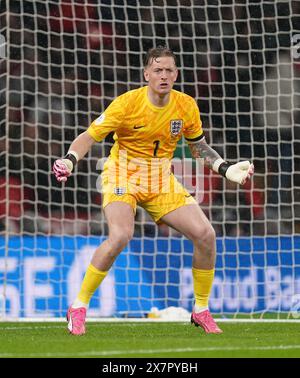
0 0 299 237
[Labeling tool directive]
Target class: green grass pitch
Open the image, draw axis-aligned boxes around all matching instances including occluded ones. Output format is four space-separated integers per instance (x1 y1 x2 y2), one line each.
0 321 300 358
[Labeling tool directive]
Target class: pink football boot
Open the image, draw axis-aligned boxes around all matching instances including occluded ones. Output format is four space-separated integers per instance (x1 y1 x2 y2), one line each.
191 309 223 334
66 307 86 336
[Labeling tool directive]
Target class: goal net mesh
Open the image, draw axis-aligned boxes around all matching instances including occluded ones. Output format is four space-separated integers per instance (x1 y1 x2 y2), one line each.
1 0 300 319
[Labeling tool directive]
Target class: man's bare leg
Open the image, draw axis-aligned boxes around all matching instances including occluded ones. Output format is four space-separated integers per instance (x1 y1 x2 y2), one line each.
67 202 135 335
161 204 222 334
91 202 135 271
161 204 216 270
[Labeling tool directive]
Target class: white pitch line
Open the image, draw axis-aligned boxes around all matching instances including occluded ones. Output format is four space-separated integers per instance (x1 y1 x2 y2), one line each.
0 323 186 331
0 323 189 331
1 317 300 323
0 344 300 358
0 325 64 331
1 319 300 331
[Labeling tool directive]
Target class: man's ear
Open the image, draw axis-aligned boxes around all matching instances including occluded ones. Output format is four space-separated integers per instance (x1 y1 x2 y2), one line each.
174 68 178 82
144 69 149 82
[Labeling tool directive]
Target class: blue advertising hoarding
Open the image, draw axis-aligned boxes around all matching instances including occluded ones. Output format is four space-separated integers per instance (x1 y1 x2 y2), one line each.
0 236 299 317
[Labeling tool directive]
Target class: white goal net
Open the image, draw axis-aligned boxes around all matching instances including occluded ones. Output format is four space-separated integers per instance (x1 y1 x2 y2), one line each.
0 0 300 319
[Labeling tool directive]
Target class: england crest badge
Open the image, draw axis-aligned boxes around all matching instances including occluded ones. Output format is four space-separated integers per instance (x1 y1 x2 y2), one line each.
170 119 183 136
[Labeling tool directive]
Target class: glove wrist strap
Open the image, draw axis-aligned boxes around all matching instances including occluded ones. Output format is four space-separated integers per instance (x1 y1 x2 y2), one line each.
64 152 78 168
218 162 231 177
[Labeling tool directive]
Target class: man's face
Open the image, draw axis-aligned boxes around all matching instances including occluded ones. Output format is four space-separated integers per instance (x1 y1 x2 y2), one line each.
144 56 178 95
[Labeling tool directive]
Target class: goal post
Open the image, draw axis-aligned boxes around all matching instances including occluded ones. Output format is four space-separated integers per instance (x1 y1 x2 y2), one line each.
0 0 300 320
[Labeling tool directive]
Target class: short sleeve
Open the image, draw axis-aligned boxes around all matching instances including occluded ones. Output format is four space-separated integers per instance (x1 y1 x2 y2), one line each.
87 96 125 142
183 98 204 143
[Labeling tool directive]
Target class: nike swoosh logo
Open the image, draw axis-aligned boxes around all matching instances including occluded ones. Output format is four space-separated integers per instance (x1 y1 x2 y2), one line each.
133 125 145 129
185 194 192 198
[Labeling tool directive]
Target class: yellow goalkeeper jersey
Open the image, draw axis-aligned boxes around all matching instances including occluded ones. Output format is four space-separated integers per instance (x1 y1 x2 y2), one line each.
87 86 204 158
87 86 204 192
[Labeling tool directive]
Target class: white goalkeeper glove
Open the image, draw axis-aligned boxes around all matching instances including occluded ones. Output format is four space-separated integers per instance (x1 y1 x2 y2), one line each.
52 151 79 183
213 159 254 185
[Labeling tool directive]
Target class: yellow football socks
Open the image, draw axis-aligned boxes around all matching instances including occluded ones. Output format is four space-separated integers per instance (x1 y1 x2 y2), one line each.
192 267 215 310
76 264 108 306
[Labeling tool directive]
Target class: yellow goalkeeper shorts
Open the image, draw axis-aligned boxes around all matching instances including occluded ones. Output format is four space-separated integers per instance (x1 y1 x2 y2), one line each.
101 172 197 223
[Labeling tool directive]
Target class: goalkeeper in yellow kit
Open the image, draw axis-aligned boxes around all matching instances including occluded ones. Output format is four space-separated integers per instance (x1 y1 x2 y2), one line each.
53 46 254 335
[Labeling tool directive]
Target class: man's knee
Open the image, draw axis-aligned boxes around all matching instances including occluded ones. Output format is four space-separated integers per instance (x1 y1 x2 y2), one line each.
108 227 134 252
190 223 216 246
